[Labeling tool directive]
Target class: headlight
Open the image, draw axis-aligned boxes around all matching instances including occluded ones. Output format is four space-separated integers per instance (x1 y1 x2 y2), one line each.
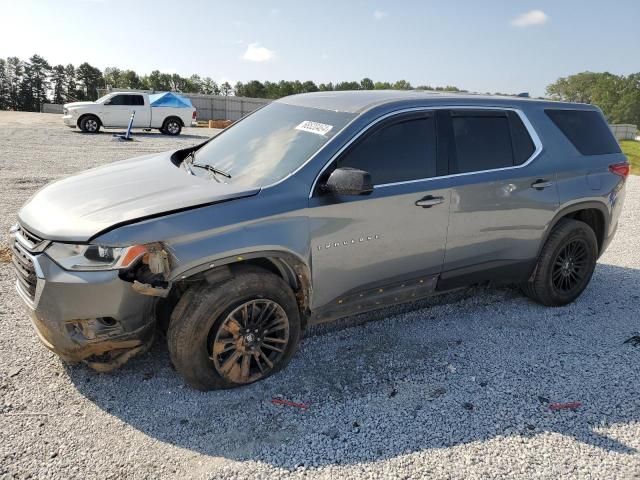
45 243 148 271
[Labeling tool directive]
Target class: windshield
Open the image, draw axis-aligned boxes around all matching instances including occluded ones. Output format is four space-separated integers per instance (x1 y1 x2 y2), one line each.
95 94 112 103
192 102 355 188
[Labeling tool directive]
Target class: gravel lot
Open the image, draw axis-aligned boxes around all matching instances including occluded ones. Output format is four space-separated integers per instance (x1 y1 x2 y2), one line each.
1 112 639 479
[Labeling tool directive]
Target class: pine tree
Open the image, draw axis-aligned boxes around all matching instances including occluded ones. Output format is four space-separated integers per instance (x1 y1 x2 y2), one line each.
51 65 66 104
64 64 78 100
6 57 22 110
28 54 51 111
0 59 9 110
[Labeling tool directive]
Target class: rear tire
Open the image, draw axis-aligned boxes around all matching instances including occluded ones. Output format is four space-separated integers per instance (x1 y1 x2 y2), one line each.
79 115 100 133
522 218 598 306
167 266 301 390
162 118 182 136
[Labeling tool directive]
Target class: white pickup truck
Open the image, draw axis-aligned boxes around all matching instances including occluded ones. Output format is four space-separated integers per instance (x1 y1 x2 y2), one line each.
63 91 197 135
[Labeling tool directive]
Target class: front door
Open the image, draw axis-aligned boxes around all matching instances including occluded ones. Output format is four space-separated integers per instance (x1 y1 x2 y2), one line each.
308 111 451 316
102 94 149 127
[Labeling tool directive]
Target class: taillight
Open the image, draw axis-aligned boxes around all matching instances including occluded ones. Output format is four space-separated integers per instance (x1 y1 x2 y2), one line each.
609 162 630 179
192 110 197 120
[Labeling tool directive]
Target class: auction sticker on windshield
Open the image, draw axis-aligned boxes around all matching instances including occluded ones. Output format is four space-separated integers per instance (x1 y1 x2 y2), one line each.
295 120 333 136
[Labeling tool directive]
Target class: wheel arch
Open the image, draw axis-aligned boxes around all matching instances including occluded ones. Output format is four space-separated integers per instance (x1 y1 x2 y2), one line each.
76 112 102 129
163 115 185 127
540 201 609 257
166 250 312 327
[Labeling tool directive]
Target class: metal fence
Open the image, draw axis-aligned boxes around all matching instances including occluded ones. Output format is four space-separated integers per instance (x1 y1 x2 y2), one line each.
42 104 64 114
184 94 270 121
610 124 638 141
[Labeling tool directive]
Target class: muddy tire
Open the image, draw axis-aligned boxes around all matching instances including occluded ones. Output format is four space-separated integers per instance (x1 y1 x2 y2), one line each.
167 266 301 390
79 115 100 133
522 218 598 307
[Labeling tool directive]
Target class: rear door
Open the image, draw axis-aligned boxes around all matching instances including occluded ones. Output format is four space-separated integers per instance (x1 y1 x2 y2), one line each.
438 108 559 288
308 111 452 313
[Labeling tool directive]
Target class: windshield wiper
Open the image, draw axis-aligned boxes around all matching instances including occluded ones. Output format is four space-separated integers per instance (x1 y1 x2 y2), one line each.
191 162 232 179
182 151 196 175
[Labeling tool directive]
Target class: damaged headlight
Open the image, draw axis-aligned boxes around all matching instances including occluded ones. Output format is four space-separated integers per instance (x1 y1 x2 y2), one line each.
45 243 148 271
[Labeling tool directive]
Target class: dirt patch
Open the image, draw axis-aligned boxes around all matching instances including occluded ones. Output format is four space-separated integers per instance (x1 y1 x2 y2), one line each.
0 244 11 263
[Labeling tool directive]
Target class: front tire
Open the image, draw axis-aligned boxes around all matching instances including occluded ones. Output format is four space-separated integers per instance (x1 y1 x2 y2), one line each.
167 266 301 390
79 115 100 133
522 218 598 306
162 118 182 136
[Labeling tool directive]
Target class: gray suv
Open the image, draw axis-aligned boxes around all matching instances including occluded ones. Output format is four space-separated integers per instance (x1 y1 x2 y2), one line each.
11 91 628 390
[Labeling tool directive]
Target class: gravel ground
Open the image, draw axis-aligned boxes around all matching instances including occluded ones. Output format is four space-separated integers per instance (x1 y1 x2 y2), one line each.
1 112 639 479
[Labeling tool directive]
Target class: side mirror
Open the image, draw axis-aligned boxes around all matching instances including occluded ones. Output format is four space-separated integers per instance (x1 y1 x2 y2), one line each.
104 100 111 105
322 167 373 196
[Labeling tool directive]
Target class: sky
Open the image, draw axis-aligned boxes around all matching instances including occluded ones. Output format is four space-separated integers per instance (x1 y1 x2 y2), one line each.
1 0 639 97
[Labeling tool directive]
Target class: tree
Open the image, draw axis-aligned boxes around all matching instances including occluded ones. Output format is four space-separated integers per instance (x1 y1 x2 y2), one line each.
220 81 233 96
374 81 392 89
335 81 360 90
301 80 319 93
360 77 374 90
0 59 8 110
76 62 103 100
547 71 640 126
64 64 78 100
27 54 51 111
51 64 66 104
145 70 170 91
201 77 220 95
103 67 122 88
392 79 412 90
6 57 23 110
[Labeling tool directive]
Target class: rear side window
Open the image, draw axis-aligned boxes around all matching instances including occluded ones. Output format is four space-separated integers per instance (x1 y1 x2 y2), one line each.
337 114 436 185
129 95 145 106
545 109 621 155
508 111 536 165
450 113 514 173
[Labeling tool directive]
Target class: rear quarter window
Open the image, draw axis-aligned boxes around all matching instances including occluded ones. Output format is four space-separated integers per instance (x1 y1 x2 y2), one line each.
545 109 621 155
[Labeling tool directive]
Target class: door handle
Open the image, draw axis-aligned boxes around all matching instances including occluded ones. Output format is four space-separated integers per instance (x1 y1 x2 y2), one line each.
415 195 445 208
531 179 553 190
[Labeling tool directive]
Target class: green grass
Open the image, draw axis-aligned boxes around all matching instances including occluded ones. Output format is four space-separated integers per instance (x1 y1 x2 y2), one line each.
620 140 640 175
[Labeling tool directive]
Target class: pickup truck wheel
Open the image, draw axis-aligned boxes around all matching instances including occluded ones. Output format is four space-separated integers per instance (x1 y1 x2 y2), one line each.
167 266 301 390
80 115 100 133
522 218 597 307
162 118 182 136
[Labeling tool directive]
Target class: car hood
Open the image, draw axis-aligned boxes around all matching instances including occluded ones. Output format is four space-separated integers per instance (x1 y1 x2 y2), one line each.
18 151 260 242
64 101 96 108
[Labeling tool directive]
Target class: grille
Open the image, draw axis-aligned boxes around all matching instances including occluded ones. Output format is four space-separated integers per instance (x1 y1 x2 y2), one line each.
12 240 37 300
15 225 44 250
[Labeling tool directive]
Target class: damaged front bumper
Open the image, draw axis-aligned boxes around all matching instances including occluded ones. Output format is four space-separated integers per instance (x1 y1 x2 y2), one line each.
14 247 156 371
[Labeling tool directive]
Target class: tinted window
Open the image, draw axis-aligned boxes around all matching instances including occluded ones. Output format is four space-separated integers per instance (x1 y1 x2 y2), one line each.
337 115 436 185
451 113 514 173
108 95 144 106
108 95 126 105
545 109 621 155
129 95 144 106
508 111 536 165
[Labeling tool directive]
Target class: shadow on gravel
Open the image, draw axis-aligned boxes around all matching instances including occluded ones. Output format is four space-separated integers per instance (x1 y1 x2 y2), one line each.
71 130 211 141
66 262 640 468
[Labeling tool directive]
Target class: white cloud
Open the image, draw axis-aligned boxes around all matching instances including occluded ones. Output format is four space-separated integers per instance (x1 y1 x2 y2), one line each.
242 43 275 62
321 52 330 60
511 9 548 27
373 9 388 20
